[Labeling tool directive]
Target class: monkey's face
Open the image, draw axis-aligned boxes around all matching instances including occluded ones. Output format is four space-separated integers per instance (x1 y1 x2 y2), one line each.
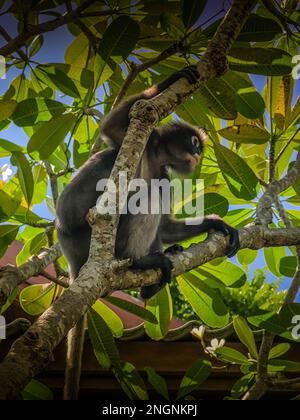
158 123 205 174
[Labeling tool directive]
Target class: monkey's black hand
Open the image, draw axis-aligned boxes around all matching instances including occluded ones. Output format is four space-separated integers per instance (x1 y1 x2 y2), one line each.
217 223 240 258
136 253 174 300
178 65 200 85
164 244 184 254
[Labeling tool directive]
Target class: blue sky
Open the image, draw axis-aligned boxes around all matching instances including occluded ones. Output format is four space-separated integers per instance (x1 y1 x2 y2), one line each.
0 0 300 300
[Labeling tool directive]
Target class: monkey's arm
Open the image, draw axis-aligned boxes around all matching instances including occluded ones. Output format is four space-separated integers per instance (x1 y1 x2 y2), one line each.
160 215 240 258
100 66 199 148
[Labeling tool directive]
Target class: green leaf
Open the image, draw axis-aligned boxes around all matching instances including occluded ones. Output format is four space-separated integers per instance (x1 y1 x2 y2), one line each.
177 359 211 400
215 347 250 365
268 359 300 373
0 139 23 157
0 225 19 258
248 312 287 335
92 300 123 338
219 125 270 145
16 231 47 266
22 380 53 400
177 273 229 328
0 100 17 120
237 249 258 266
264 247 286 277
34 65 81 98
195 261 246 289
181 0 207 28
233 316 258 359
229 48 292 76
19 284 57 316
11 152 34 206
98 16 140 60
0 287 18 315
231 374 255 399
145 367 169 400
87 308 120 369
269 343 291 360
204 193 229 217
214 143 259 200
12 98 66 127
279 256 297 278
145 286 172 340
105 295 158 324
29 35 44 57
27 113 76 159
113 362 149 400
237 15 282 42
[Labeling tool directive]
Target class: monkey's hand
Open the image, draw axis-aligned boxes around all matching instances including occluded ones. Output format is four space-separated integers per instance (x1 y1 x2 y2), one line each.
164 244 184 254
134 253 173 300
206 216 240 258
177 65 200 85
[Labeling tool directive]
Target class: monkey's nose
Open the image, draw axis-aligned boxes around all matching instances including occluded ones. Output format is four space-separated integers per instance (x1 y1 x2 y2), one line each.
193 154 201 165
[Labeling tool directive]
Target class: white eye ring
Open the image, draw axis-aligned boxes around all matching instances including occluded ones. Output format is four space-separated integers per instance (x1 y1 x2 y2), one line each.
192 136 199 147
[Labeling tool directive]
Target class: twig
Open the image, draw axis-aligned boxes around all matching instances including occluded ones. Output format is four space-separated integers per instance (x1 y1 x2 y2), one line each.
113 43 184 106
0 0 111 57
39 269 69 288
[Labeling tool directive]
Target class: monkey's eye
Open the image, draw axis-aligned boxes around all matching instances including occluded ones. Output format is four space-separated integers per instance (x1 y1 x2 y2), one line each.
192 136 199 148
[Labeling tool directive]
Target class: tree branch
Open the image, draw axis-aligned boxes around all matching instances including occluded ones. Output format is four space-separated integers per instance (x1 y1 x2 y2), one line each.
0 244 62 306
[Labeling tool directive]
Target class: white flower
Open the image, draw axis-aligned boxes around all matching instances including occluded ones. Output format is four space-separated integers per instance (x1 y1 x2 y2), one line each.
0 164 12 182
191 326 206 340
205 338 226 357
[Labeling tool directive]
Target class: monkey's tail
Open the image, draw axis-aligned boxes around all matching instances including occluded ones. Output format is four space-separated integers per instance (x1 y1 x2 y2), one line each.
63 268 86 400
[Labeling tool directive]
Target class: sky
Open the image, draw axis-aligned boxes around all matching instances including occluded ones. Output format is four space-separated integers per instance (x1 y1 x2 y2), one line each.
0 0 300 300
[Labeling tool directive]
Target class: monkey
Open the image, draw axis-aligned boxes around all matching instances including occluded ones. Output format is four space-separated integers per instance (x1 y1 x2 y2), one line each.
55 65 240 301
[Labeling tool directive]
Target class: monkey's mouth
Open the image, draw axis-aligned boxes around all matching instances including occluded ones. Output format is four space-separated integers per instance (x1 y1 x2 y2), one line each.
185 154 201 168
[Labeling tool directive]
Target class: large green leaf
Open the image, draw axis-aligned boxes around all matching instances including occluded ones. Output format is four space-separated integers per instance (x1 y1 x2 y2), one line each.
177 273 229 328
248 312 287 335
279 256 297 278
214 143 259 200
204 193 229 217
237 15 282 42
19 284 57 316
11 152 34 206
145 286 172 340
216 347 250 365
0 225 19 258
219 125 270 145
269 343 291 360
145 367 169 400
177 359 211 400
27 113 76 159
229 48 292 75
0 139 23 157
233 316 258 359
22 380 53 401
87 308 120 369
34 65 81 98
92 300 124 338
195 261 246 288
12 98 66 127
105 295 158 324
0 100 17 121
113 362 149 400
98 16 140 60
221 72 265 119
